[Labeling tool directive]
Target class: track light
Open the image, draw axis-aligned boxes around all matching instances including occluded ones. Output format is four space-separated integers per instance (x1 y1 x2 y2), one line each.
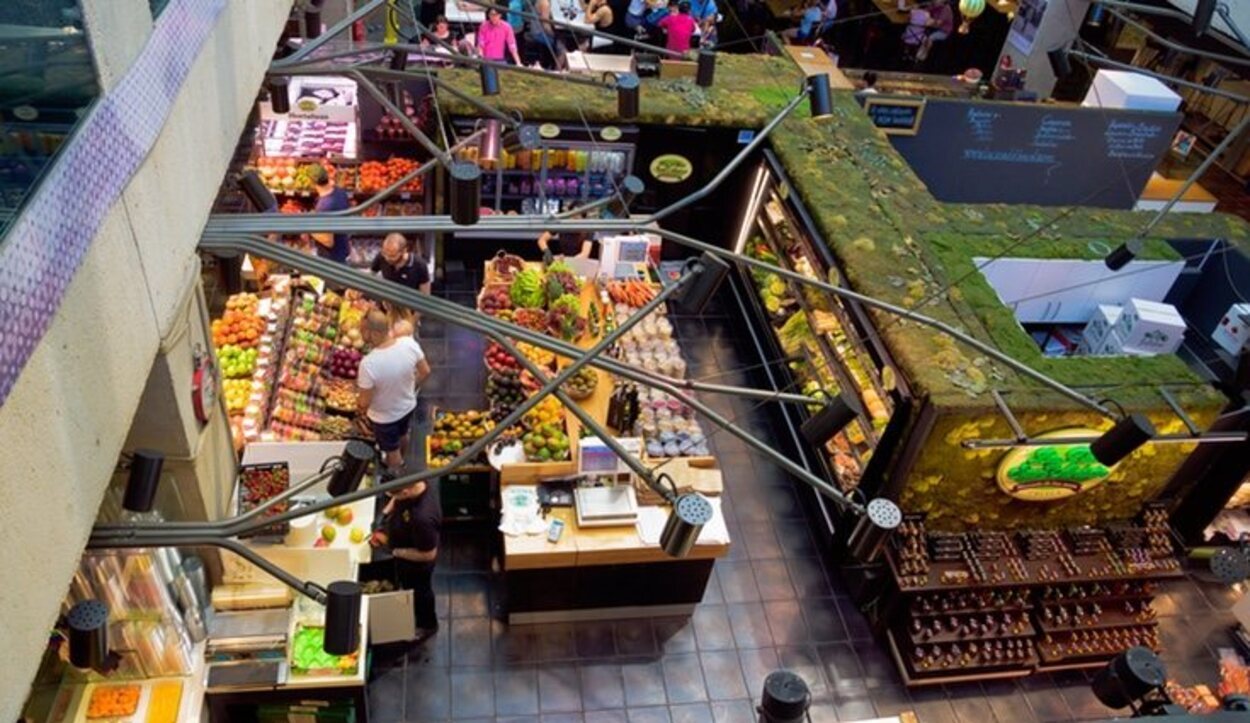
759 670 812 723
480 119 502 165
328 440 373 497
322 580 362 655
672 252 731 314
516 125 541 150
1047 47 1072 79
123 449 164 514
480 65 500 97
608 175 646 217
806 74 832 118
389 48 408 72
304 9 322 39
1104 238 1142 271
1194 0 1218 37
239 171 278 212
617 73 641 120
846 498 902 563
1090 413 1155 466
696 50 716 88
801 393 864 446
1210 545 1250 585
660 492 714 558
1090 646 1167 710
268 77 291 114
67 600 110 671
450 161 483 226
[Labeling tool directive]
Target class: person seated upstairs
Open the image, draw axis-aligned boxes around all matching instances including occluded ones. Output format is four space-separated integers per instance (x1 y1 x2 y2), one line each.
579 0 614 49
901 5 930 57
658 0 698 53
919 0 954 61
782 0 823 44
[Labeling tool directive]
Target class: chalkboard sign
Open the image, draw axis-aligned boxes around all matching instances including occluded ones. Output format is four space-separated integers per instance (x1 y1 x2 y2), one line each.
862 97 1182 209
863 97 926 136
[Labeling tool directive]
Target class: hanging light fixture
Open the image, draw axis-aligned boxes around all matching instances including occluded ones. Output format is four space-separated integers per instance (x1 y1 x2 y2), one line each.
450 162 483 226
304 9 323 39
617 73 641 120
479 119 502 165
957 0 985 33
239 171 278 213
389 48 409 72
123 449 164 514
480 65 501 97
758 670 812 723
806 74 832 118
268 76 291 114
660 492 714 558
1194 0 1218 37
673 252 731 314
801 393 864 446
1104 238 1142 271
322 581 363 655
66 600 109 671
1089 413 1155 466
696 50 716 88
609 175 646 217
1090 646 1167 711
846 498 902 563
328 440 373 497
1046 47 1072 80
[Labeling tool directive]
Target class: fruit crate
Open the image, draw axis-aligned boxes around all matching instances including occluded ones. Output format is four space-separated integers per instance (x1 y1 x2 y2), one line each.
426 407 494 471
237 462 291 540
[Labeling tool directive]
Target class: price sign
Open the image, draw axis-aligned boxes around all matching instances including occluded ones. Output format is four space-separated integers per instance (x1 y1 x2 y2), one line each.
863 97 926 136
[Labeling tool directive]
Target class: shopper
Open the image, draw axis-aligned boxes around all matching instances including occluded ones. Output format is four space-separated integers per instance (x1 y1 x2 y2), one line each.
508 0 526 33
579 0 614 48
538 229 596 262
373 233 431 331
527 0 562 69
782 0 823 44
476 7 524 65
423 16 468 53
311 166 351 264
381 479 441 640
861 70 879 93
625 0 647 33
357 311 431 474
688 0 718 47
657 1 698 52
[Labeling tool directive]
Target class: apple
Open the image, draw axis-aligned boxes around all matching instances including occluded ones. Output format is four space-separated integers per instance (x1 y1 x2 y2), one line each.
313 537 329 548
350 527 366 544
325 506 341 520
321 525 337 543
336 508 354 526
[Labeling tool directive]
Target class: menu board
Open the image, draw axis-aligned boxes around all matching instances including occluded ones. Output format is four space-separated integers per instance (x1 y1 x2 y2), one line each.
872 97 1181 208
864 97 926 136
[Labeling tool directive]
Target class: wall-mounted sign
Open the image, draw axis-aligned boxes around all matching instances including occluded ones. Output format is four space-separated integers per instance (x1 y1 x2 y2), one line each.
601 126 622 141
995 428 1113 502
863 97 926 136
649 154 694 184
539 123 561 139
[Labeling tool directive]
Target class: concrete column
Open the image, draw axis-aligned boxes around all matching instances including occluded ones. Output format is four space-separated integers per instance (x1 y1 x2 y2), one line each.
80 0 153 91
996 0 1091 99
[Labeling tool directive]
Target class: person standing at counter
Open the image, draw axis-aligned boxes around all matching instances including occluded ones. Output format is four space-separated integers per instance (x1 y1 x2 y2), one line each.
658 1 698 53
382 480 441 640
373 233 432 332
311 166 351 264
357 311 431 475
538 229 596 263
476 7 524 65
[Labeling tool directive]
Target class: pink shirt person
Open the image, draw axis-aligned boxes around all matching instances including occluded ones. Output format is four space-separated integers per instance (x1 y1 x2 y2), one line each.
658 11 697 53
476 10 522 63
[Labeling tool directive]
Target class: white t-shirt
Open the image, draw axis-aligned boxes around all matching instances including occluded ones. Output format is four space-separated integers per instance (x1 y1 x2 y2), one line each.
357 337 426 423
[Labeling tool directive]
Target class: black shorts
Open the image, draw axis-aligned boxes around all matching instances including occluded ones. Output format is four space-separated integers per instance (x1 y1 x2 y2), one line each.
371 410 414 453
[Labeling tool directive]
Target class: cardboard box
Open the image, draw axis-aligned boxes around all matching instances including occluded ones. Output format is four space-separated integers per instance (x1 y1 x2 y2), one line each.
1082 304 1123 350
1112 298 1186 355
1095 328 1127 357
1211 303 1250 356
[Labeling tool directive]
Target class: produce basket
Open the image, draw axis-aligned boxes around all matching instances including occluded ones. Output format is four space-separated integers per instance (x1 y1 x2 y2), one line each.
238 462 291 539
484 252 527 285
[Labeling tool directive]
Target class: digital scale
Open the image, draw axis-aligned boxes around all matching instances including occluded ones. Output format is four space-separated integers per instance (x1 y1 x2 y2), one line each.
574 485 639 528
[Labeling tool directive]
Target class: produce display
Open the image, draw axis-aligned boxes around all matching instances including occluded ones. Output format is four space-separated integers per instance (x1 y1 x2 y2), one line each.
259 118 355 158
357 156 423 193
486 370 527 416
145 680 183 723
509 268 547 309
322 378 359 413
547 294 586 341
290 625 359 676
253 157 347 193
218 345 259 379
428 409 496 468
605 279 657 307
478 284 512 316
211 309 265 349
484 341 522 374
223 379 251 414
564 367 598 400
488 252 526 283
86 684 141 719
328 346 363 379
512 307 547 331
238 462 290 537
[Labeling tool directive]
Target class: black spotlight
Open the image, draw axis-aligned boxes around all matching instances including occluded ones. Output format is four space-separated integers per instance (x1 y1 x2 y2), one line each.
660 493 714 558
1090 646 1167 710
759 670 812 723
67 600 109 671
450 161 483 226
304 9 322 39
609 174 646 217
239 170 278 212
268 76 291 114
847 498 903 563
480 65 500 97
672 252 731 314
1047 47 1072 79
696 50 716 88
1210 546 1250 585
1194 0 1218 37
323 581 363 655
123 449 164 513
617 73 641 120
1104 238 1142 271
516 124 541 150
328 440 373 497
801 393 864 447
1090 413 1155 466
806 74 832 118
390 48 409 72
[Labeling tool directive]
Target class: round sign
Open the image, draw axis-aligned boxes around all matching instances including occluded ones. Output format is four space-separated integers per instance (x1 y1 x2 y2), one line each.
649 154 694 184
12 105 38 121
601 126 622 141
995 427 1114 502
296 97 319 112
539 123 561 139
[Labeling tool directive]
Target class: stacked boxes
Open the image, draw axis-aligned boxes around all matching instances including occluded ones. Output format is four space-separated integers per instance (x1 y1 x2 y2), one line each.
1079 305 1123 355
1211 303 1250 356
1078 299 1186 357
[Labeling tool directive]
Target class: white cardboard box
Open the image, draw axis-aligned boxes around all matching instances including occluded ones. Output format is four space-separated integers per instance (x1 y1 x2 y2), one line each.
1112 298 1186 355
1081 69 1182 112
1082 304 1123 350
1211 303 1250 356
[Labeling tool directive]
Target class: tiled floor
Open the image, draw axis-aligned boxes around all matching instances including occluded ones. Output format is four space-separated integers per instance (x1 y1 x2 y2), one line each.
370 274 1241 723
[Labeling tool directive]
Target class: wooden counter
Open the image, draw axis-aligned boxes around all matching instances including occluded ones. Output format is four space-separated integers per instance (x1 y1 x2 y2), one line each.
1135 172 1218 213
782 46 854 89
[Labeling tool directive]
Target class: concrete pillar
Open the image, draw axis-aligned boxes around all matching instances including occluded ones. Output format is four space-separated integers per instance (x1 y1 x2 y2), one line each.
996 0 1091 99
80 0 153 91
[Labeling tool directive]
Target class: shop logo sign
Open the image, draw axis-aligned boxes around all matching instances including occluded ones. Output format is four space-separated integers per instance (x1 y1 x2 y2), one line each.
995 427 1113 502
649 154 693 184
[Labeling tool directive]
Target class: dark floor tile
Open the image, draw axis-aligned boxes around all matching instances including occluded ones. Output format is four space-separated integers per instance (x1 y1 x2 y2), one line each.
496 626 541 665
856 641 898 689
709 699 755 723
622 661 669 707
1194 579 1241 611
408 624 450 666
669 702 714 723
407 666 451 720
729 488 773 524
1164 654 1221 686
777 646 830 698
1153 591 1183 618
740 521 784 560
787 557 833 598
581 663 626 711
627 706 672 723
585 711 628 723
542 714 585 723
982 680 1038 723
701 571 724 604
495 666 541 716
700 651 748 701
368 663 405 721
692 604 736 651
537 623 579 662
774 521 820 557
717 561 762 604
451 616 493 667
615 619 659 657
804 696 839 723
818 642 867 696
575 622 618 659
1057 682 1113 720
1022 678 1073 722
762 600 809 646
803 599 849 643
448 573 491 618
832 691 877 722
727 602 774 649
752 560 797 602
737 648 781 699
663 653 709 704
908 686 957 723
451 667 495 719
835 598 874 641
654 616 698 655
539 665 583 713
765 486 804 520
1166 581 1214 614
871 683 913 718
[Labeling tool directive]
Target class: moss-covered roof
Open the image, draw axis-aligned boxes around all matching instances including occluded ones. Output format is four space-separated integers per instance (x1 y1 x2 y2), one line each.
438 58 1247 412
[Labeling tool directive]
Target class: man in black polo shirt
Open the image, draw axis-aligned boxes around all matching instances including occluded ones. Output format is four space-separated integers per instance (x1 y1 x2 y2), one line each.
373 233 431 331
380 480 441 640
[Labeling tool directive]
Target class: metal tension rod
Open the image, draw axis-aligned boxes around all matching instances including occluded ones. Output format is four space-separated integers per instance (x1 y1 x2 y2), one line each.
1098 5 1250 67
273 0 391 69
1067 49 1250 104
961 432 1247 449
349 69 453 165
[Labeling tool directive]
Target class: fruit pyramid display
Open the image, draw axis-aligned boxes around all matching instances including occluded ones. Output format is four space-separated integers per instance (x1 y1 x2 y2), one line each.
212 309 265 349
